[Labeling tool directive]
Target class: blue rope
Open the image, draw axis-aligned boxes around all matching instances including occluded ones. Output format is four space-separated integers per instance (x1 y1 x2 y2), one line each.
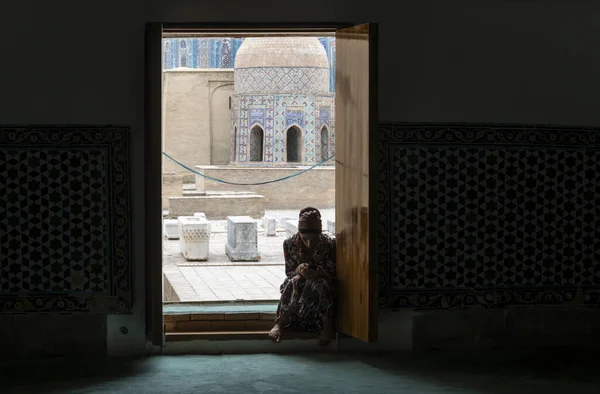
162 152 335 186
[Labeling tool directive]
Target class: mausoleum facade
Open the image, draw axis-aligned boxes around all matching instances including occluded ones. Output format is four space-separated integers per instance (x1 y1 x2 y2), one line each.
230 37 335 165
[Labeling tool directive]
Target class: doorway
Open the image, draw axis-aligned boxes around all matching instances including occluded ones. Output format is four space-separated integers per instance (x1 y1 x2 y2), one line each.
249 125 265 162
285 126 302 163
161 33 337 312
145 23 378 347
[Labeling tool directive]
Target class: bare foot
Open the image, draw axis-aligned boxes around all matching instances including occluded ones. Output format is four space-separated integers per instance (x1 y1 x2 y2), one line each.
269 324 283 343
318 319 334 347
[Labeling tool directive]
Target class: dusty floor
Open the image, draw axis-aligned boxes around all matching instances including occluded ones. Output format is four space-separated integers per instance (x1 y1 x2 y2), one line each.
1 351 599 393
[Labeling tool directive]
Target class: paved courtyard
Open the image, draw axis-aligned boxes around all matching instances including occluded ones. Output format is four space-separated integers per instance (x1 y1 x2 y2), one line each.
163 209 334 303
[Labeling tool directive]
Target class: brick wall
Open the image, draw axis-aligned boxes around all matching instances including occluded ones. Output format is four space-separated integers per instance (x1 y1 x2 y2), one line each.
165 312 275 332
195 166 335 210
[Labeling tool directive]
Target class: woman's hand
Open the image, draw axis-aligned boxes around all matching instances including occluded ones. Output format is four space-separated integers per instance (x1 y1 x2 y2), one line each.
295 263 318 279
295 263 309 276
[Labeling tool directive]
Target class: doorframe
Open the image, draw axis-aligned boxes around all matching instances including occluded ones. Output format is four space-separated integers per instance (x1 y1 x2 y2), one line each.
145 22 374 346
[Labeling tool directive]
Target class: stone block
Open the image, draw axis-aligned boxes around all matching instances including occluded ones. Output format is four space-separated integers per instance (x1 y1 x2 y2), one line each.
194 163 335 210
225 216 261 261
262 216 277 236
195 170 206 192
194 212 207 219
283 219 298 238
178 216 211 261
279 216 294 226
168 194 265 219
163 219 180 239
327 219 336 234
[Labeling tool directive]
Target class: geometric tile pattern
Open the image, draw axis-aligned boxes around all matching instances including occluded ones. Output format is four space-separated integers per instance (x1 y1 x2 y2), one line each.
0 126 132 313
249 108 265 128
276 95 316 164
286 108 304 127
231 95 275 163
316 96 335 160
163 38 244 71
235 67 329 94
0 149 110 294
163 37 336 93
231 93 335 164
378 123 600 308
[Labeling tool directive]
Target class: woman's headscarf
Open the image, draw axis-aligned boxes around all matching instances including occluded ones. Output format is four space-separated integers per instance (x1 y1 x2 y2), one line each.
298 207 322 232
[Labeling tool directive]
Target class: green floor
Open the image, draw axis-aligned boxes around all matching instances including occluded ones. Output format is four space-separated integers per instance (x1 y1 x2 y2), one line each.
163 302 277 314
2 351 599 393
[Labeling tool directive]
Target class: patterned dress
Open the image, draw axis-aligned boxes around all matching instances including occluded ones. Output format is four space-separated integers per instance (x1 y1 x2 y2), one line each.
276 233 336 332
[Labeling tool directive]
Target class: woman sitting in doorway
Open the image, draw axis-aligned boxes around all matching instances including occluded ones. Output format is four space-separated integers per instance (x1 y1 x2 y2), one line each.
269 207 336 346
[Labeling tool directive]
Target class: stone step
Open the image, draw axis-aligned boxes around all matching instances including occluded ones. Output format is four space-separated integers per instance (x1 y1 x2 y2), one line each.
164 312 276 323
182 190 207 196
165 311 277 333
167 319 274 332
168 194 266 219
165 331 320 342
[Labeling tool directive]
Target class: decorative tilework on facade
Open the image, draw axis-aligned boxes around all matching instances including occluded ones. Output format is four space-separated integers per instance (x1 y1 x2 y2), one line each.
163 38 245 71
231 94 334 164
234 67 330 94
163 37 336 93
230 37 335 166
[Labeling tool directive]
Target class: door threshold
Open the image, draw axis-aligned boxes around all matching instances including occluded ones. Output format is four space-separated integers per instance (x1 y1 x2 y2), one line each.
166 330 321 342
163 330 339 355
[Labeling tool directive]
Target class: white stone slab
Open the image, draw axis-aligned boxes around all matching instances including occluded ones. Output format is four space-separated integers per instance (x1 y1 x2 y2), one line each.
178 216 211 261
327 220 336 235
225 216 261 261
262 216 277 236
279 216 295 227
163 219 180 240
193 212 207 219
283 219 298 238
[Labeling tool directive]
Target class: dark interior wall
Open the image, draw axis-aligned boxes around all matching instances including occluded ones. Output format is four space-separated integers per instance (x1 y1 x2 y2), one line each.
1 0 600 354
378 1 600 125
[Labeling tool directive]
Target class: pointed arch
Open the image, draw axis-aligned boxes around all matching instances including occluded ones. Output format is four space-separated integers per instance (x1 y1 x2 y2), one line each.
320 126 329 161
249 125 264 162
286 125 302 163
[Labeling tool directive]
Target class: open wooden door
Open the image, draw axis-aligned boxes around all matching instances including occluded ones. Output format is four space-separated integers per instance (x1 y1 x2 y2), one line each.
145 22 164 347
335 23 378 342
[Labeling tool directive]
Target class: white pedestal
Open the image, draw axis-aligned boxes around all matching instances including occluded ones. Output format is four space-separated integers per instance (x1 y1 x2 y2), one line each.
195 169 206 192
262 216 277 236
163 219 180 239
225 216 261 261
327 220 336 235
178 216 211 261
